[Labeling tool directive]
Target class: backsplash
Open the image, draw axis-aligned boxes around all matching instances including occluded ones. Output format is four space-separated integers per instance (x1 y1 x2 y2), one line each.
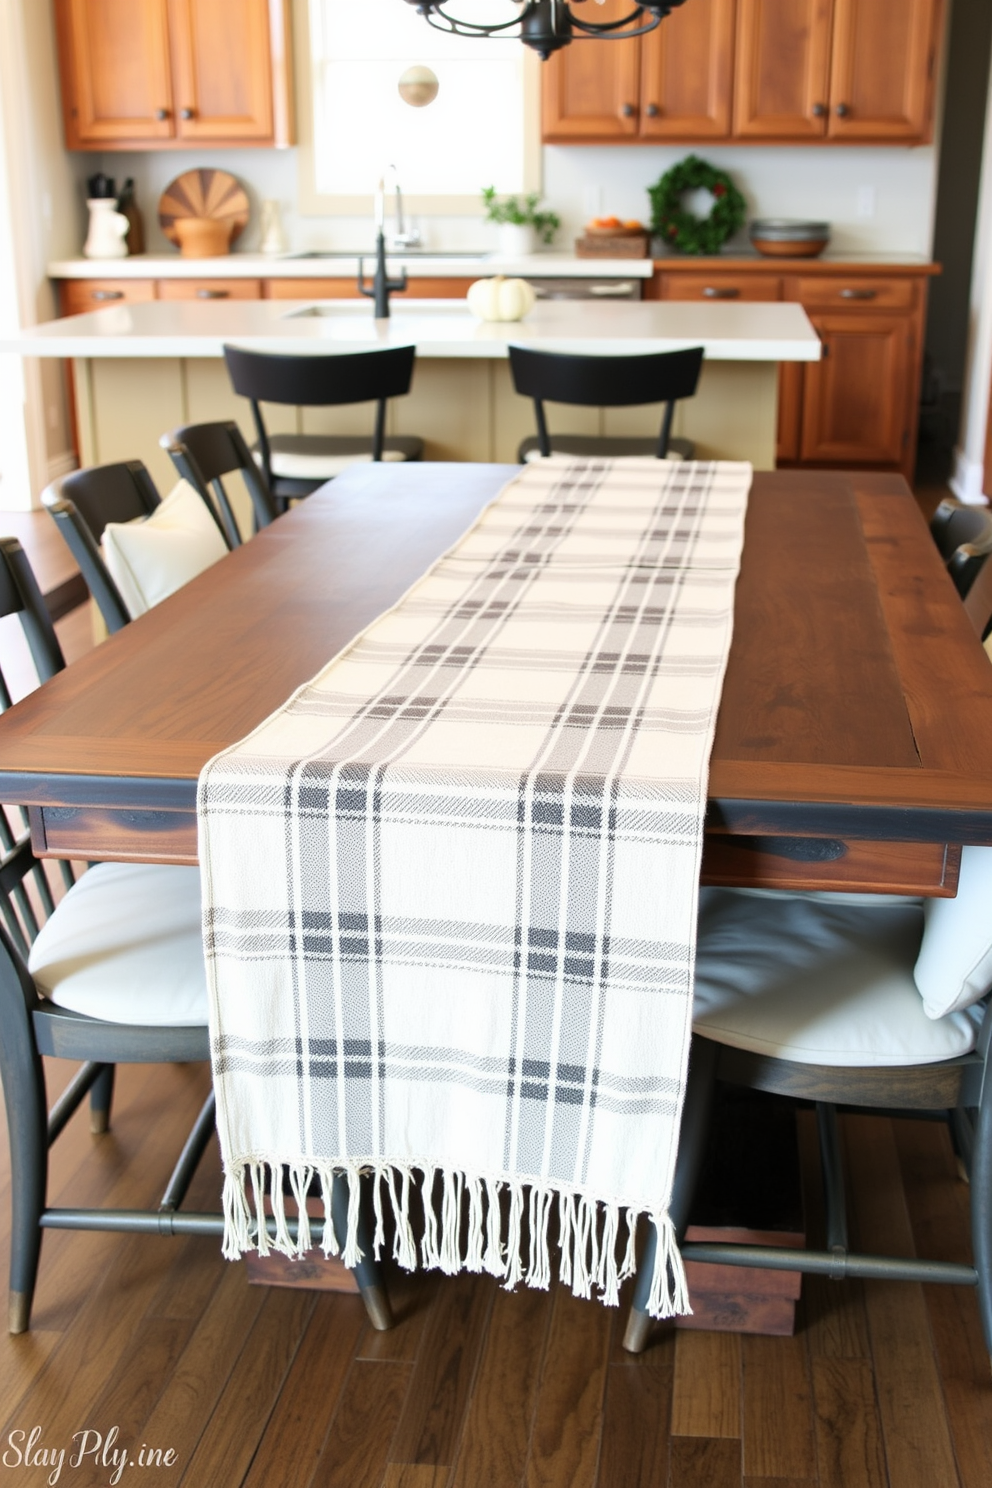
81 142 938 260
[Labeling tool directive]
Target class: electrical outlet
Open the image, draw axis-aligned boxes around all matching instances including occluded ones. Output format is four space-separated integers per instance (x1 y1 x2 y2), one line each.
857 185 876 220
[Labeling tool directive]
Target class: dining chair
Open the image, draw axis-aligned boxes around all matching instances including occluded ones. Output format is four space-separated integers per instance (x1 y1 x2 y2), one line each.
507 344 704 463
222 343 424 513
42 460 230 632
160 421 279 546
0 536 391 1334
623 855 992 1363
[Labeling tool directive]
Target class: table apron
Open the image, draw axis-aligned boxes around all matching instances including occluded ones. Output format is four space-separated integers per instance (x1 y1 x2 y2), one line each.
29 803 965 896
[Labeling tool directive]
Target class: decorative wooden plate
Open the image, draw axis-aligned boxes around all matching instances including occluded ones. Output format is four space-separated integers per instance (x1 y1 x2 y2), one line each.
158 169 249 247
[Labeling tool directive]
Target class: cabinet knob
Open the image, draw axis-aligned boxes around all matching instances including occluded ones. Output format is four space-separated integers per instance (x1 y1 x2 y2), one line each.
180 108 194 120
702 286 739 299
839 287 876 300
155 107 169 120
196 289 229 299
812 102 826 118
835 102 850 118
620 103 635 118
645 103 659 118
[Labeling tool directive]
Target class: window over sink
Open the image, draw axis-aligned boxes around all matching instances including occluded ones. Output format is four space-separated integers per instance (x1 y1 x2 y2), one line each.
301 0 540 216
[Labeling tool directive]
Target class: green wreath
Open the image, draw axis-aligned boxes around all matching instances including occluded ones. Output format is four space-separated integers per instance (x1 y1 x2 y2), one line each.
648 155 746 257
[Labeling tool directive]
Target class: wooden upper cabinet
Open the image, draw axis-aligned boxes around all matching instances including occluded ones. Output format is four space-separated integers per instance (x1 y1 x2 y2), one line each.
542 1 641 140
56 0 175 147
167 0 273 142
55 0 293 148
639 0 736 140
828 0 943 142
733 0 833 139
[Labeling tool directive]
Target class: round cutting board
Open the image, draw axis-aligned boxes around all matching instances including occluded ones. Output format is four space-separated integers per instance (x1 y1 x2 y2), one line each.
158 169 249 247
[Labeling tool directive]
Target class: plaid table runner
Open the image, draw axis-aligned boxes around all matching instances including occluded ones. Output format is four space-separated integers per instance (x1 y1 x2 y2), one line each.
198 456 751 1317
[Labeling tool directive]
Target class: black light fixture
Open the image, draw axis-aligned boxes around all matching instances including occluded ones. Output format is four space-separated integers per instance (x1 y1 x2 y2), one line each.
402 0 689 60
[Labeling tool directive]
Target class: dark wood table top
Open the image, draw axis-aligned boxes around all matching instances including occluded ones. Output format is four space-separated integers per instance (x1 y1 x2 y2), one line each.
5 463 992 895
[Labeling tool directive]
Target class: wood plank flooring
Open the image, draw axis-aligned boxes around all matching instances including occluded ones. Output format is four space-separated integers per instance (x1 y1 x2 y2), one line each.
0 1067 988 1488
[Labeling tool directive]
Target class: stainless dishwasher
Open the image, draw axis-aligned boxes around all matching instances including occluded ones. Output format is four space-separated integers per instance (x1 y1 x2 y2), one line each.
521 276 643 301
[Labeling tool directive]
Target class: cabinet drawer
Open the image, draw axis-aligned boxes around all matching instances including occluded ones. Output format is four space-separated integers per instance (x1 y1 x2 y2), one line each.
264 279 359 299
788 277 918 310
660 274 780 302
156 279 262 300
58 279 156 315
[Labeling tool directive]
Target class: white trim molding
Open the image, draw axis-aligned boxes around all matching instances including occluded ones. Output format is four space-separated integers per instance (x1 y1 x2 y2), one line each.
950 448 991 505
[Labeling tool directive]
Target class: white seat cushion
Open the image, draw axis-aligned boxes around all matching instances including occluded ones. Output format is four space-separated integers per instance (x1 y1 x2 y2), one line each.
101 478 228 619
28 863 208 1027
522 447 685 465
266 448 406 479
691 889 980 1066
914 845 992 1018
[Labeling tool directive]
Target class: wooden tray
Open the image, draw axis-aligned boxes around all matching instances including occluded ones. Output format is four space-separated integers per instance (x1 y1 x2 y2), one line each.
575 234 648 259
158 168 249 248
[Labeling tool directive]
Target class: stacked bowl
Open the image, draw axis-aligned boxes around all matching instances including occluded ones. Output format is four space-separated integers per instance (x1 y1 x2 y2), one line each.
749 219 831 259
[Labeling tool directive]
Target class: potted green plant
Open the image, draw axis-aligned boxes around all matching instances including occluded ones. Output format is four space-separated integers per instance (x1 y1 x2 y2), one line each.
481 187 560 256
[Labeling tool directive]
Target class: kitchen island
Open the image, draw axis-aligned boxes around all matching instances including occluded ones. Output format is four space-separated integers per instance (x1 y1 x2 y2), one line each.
6 296 820 499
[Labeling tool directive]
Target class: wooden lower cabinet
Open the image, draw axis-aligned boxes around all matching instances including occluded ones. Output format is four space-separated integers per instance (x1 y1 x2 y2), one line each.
799 310 914 466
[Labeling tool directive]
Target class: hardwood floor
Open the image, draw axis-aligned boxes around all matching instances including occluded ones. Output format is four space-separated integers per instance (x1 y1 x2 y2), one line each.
0 1064 988 1488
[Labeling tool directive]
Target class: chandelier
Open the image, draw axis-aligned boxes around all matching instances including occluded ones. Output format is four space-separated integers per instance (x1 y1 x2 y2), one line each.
402 1 689 59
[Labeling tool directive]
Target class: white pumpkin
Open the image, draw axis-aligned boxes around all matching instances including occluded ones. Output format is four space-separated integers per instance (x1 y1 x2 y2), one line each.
466 275 537 323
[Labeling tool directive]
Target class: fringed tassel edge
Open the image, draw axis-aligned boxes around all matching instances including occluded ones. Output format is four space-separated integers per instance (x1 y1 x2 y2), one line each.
220 1161 689 1318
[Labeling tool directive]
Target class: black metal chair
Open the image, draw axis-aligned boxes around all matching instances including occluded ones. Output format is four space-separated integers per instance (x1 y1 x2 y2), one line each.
930 497 992 597
0 537 391 1335
41 460 231 634
507 344 704 463
222 343 424 513
160 421 279 546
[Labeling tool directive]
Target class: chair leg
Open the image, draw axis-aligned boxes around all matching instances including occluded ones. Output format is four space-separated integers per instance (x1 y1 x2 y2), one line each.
623 1037 719 1353
971 1082 992 1368
330 1173 393 1331
1 1045 48 1334
89 1064 115 1134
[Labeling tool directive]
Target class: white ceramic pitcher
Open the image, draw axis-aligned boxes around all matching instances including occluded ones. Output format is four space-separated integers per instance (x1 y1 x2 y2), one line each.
84 198 130 259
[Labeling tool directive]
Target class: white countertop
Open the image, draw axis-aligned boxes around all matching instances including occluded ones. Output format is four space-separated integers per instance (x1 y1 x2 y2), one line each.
3 298 821 362
48 252 655 281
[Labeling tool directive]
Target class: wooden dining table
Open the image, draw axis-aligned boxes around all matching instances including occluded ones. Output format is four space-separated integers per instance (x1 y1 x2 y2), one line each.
4 462 992 896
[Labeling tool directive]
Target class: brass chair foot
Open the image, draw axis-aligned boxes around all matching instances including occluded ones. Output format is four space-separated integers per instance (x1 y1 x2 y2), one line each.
8 1292 30 1334
359 1282 393 1331
622 1307 653 1354
90 1110 110 1135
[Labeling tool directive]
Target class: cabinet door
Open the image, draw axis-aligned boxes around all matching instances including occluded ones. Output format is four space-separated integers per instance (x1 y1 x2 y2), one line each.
542 2 641 141
55 0 175 147
639 0 735 140
167 0 274 142
828 0 943 142
800 312 914 466
733 0 833 139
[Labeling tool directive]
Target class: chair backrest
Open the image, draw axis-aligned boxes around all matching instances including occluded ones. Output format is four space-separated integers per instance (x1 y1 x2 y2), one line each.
507 344 705 459
964 540 992 643
0 538 72 955
223 344 417 407
930 497 992 560
223 343 418 475
41 462 163 635
161 422 278 544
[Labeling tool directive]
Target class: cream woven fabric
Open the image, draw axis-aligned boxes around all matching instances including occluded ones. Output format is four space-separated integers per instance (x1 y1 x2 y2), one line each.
198 457 751 1316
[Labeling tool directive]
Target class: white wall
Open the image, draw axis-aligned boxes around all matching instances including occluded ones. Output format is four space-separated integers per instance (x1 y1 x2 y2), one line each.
96 139 939 259
0 0 88 509
951 57 992 503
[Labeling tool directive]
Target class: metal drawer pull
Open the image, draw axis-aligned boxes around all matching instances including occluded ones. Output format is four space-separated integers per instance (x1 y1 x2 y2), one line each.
92 290 124 301
589 283 637 296
839 288 876 300
196 289 229 299
702 286 740 299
